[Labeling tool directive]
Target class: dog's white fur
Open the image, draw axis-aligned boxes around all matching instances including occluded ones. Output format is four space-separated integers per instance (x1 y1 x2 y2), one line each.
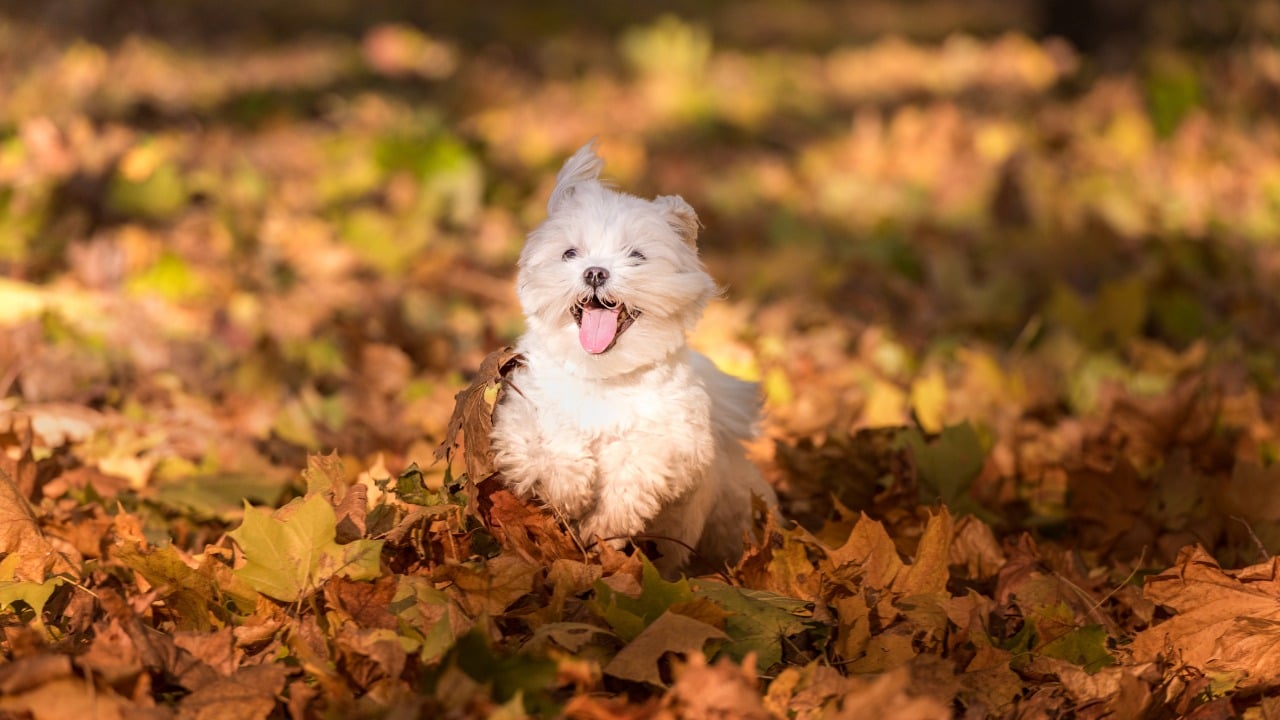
490 141 775 573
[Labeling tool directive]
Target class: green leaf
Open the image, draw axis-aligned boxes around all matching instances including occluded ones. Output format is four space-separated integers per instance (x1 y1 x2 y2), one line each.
901 422 985 506
115 543 235 629
228 493 383 602
389 575 460 663
393 462 434 506
0 558 64 625
1038 624 1115 673
453 629 559 711
149 472 289 521
126 252 205 301
106 158 188 220
591 556 693 643
690 579 811 669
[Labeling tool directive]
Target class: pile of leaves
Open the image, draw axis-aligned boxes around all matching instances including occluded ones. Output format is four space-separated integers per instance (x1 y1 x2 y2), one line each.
5 3 1280 717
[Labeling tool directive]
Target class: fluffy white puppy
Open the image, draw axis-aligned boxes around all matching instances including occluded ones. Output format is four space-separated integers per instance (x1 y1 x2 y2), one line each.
491 141 776 574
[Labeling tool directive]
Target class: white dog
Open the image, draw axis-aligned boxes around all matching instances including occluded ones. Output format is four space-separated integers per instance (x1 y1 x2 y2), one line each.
490 141 776 574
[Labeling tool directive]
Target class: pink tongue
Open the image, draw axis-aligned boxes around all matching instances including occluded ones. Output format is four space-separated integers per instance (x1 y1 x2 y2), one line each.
579 306 621 354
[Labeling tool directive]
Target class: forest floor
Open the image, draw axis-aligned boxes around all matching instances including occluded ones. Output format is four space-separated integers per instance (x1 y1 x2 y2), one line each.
3 5 1280 718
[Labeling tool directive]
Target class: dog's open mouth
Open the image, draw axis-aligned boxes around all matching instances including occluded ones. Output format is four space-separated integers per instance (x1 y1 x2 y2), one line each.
571 296 640 354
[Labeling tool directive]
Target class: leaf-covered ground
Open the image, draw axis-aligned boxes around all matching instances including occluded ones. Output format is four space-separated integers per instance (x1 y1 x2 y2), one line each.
4 2 1280 717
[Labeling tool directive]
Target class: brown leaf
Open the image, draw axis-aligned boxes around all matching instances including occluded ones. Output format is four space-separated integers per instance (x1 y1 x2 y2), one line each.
604 611 728 686
843 624 918 673
177 663 288 720
484 488 582 563
173 629 241 679
897 507 954 596
1025 656 1156 718
0 677 136 720
831 665 953 720
0 467 79 580
0 411 37 499
736 513 821 601
323 574 398 630
777 661 951 720
534 559 604 627
0 653 73 694
435 553 539 617
1131 545 1280 689
823 514 903 591
334 624 407 688
77 618 147 688
660 652 769 720
949 514 1007 581
563 694 661 720
832 593 871 662
433 346 524 482
114 542 224 631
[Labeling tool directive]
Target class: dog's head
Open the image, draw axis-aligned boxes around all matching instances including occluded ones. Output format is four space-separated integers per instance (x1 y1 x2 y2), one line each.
516 141 717 379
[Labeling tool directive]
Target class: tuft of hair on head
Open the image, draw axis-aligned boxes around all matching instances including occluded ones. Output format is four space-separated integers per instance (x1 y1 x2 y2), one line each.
653 194 701 245
547 139 606 215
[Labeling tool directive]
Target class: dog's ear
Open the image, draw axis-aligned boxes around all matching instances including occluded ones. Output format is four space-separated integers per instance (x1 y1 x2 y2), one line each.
547 140 605 215
654 194 701 245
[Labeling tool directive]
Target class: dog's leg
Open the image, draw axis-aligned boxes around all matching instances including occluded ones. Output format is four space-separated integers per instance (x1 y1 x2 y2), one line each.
491 394 598 520
578 428 713 557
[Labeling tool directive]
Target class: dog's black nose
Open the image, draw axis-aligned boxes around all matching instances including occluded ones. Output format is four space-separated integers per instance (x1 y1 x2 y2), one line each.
583 266 609 288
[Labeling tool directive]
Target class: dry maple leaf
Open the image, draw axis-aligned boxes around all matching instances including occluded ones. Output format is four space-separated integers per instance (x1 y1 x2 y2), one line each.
1131 544 1280 690
434 346 525 483
0 468 79 581
658 652 769 720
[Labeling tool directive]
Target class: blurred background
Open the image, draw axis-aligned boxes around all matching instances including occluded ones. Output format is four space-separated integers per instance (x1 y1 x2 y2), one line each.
3 0 1280 559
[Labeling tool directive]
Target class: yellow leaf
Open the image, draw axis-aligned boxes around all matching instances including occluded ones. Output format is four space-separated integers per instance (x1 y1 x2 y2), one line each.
862 379 907 428
910 368 948 433
824 514 903 589
898 507 954 597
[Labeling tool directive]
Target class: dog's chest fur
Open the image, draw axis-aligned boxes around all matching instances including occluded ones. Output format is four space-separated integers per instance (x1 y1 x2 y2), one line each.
513 347 712 448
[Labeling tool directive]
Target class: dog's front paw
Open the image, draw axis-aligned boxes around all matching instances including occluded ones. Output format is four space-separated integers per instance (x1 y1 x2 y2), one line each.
578 509 644 550
540 476 596 519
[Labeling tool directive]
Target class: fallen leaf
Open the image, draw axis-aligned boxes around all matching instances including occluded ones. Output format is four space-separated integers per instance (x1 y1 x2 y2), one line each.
823 513 903 589
903 423 985 507
948 514 1007 581
0 653 74 695
604 611 728 686
689 579 812 669
0 677 133 720
436 553 540 617
593 557 693 643
1131 545 1280 690
228 493 384 602
177 663 288 720
114 542 226 630
660 652 769 719
433 346 524 483
897 507 954 596
0 468 79 581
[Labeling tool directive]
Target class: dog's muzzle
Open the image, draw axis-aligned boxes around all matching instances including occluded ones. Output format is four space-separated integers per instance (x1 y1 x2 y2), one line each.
571 294 640 354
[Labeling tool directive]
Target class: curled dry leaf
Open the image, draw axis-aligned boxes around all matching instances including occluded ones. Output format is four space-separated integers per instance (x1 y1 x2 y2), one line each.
659 652 769 720
434 346 525 483
1131 545 1280 690
604 611 728 687
0 468 79 581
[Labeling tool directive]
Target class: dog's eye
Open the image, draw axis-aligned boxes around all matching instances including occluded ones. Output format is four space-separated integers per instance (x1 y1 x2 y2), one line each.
562 248 578 261
629 250 646 261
